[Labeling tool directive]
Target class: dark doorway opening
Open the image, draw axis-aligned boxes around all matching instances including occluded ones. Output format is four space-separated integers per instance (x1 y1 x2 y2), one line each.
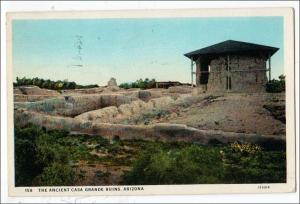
199 59 210 85
226 76 232 90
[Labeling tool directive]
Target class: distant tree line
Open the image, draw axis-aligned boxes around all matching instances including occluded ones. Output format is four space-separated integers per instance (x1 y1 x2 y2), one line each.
266 75 285 93
119 78 156 89
14 77 99 90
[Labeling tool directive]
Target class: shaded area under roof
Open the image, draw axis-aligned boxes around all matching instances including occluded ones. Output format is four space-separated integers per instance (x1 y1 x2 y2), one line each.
184 40 279 60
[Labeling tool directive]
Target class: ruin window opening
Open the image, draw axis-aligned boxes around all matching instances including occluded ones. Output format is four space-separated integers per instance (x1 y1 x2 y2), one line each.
226 76 232 90
255 73 258 83
226 77 228 89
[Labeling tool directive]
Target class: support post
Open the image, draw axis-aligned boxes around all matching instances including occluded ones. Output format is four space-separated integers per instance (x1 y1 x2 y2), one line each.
191 58 194 87
268 56 271 81
227 55 230 90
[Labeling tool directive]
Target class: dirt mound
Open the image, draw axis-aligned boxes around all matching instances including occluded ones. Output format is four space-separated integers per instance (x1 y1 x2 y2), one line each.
13 86 60 102
14 94 60 102
167 85 193 94
16 85 60 96
13 88 23 95
263 104 285 123
61 86 122 95
75 96 174 123
14 86 286 139
162 93 286 135
76 106 119 122
15 94 136 117
61 87 105 95
75 94 224 124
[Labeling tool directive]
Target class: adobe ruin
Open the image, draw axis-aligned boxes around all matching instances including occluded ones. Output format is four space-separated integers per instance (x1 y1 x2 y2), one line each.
184 40 279 92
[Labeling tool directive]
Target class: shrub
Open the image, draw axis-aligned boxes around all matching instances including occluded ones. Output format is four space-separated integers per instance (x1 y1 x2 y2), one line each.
34 162 74 186
15 138 43 186
14 125 44 186
15 124 286 186
222 142 286 183
119 83 130 89
122 142 286 185
119 78 156 89
14 124 76 186
122 144 224 185
266 75 285 93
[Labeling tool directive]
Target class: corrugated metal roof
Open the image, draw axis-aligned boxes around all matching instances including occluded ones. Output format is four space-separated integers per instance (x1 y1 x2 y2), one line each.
184 40 279 60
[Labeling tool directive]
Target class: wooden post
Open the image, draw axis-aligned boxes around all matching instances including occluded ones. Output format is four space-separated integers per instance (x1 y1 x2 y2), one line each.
268 56 271 81
227 55 230 90
191 58 194 87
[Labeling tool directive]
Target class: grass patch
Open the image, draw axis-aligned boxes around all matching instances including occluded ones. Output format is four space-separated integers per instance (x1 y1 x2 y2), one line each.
15 124 286 186
122 142 286 185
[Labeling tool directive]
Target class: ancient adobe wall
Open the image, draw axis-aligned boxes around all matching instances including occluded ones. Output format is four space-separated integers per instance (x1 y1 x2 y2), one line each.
14 109 285 145
207 55 268 92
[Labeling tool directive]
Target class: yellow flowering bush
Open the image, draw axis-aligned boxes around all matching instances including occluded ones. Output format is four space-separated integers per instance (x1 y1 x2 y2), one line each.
230 141 262 154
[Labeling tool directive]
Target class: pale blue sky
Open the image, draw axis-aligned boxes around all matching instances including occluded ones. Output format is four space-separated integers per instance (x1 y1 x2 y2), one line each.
13 17 283 85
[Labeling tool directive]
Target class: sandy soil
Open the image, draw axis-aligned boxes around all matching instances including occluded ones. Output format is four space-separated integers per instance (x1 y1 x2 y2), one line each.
163 93 285 135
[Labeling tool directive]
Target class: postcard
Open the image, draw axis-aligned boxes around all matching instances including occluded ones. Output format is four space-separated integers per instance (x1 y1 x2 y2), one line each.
6 8 295 196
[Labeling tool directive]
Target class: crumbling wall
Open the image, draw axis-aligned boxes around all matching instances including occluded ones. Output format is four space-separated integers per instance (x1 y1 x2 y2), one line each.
206 55 267 92
16 85 60 96
14 86 61 102
75 96 175 123
14 109 285 145
15 94 136 117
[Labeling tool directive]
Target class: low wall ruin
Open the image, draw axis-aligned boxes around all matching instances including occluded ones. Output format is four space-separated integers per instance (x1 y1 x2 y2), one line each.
14 109 285 146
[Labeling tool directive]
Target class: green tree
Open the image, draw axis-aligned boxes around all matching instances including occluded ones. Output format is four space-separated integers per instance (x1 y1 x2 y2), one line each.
119 83 130 89
147 78 156 89
14 76 96 90
266 75 285 93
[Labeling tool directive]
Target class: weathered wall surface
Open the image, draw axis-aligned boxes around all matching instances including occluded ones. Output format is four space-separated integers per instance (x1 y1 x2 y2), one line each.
14 109 285 145
15 94 137 117
206 56 227 92
14 86 61 102
230 55 267 92
197 55 268 92
15 86 60 96
75 96 175 123
14 94 59 102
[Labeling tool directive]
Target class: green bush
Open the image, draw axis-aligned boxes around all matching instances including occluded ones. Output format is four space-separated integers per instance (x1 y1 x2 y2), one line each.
34 162 74 186
266 75 285 93
221 142 286 183
122 144 224 185
122 143 286 185
14 124 76 186
15 139 43 186
15 124 286 186
14 125 44 186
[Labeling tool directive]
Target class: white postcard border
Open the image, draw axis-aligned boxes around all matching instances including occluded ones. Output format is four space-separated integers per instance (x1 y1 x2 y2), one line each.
6 8 296 197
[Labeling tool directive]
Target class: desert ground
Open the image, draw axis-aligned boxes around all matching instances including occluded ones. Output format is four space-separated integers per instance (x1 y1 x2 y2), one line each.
14 85 286 185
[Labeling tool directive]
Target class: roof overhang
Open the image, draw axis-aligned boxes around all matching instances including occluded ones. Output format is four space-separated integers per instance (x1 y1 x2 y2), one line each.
184 40 279 61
